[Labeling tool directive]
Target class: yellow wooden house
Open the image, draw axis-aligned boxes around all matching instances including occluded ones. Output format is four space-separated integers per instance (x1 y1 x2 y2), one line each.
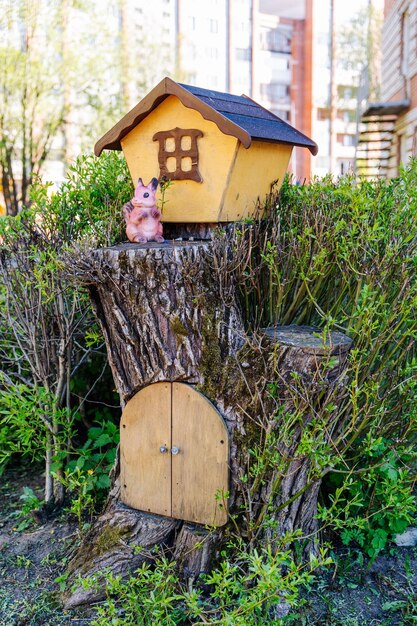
95 77 318 223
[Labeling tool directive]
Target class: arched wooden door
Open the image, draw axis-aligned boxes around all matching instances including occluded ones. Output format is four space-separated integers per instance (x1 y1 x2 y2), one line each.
120 382 229 526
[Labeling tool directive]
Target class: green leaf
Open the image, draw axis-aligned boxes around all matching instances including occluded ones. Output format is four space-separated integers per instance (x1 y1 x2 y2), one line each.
91 433 112 448
382 600 407 611
96 474 111 489
87 427 102 441
76 456 86 470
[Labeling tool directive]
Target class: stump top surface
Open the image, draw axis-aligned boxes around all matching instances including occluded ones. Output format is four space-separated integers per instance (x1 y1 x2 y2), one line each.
101 240 210 253
263 325 352 355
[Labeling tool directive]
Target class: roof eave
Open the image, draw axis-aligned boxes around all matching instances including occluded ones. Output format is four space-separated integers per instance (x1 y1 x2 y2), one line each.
255 137 318 155
362 99 411 118
94 77 173 156
308 143 319 156
94 77 252 156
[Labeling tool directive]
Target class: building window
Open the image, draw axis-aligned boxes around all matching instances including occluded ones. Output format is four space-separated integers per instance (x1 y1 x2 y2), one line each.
337 109 356 123
397 134 403 173
397 132 408 171
272 109 289 121
337 134 357 147
412 126 417 156
260 82 290 101
316 156 330 169
153 127 204 183
338 86 358 100
235 47 251 61
317 108 330 120
261 28 291 53
209 19 218 33
338 160 352 175
187 43 197 58
206 47 219 59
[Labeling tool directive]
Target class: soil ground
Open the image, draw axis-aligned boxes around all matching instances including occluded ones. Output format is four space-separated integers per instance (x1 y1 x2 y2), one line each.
1 465 416 625
291 546 417 625
0 465 94 626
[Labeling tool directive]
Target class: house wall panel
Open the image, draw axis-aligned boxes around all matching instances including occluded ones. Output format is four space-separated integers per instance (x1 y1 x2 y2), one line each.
121 95 237 223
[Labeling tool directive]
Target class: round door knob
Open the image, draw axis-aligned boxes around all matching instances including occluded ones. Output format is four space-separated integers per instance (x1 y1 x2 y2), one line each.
171 446 180 455
159 445 168 453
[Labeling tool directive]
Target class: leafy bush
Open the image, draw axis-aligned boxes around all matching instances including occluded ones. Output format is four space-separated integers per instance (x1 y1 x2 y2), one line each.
229 165 417 555
0 379 119 525
57 420 119 527
0 151 130 502
85 541 330 625
0 382 72 474
318 440 416 558
29 151 132 246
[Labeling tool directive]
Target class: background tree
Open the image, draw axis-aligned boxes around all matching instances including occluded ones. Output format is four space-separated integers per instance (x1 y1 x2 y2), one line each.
0 0 174 216
337 1 383 106
0 0 66 215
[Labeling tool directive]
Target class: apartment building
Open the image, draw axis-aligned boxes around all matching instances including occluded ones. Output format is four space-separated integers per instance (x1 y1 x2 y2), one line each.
175 0 310 178
127 0 294 121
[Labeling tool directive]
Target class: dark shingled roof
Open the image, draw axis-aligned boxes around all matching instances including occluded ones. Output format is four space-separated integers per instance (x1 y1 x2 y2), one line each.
179 83 318 153
95 77 318 157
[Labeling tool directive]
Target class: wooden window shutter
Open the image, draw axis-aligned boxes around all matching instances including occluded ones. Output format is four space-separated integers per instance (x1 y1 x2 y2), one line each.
153 127 203 182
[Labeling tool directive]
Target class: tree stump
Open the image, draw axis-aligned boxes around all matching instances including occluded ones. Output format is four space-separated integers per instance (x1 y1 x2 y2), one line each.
64 240 351 608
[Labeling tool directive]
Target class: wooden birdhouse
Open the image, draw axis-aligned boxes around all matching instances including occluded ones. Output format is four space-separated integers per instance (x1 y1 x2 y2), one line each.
95 77 318 223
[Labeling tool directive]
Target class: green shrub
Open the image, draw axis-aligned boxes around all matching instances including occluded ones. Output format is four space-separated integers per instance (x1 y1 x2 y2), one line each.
0 382 72 474
0 151 129 502
57 420 119 527
29 151 132 246
86 542 330 625
317 439 416 558
230 164 417 555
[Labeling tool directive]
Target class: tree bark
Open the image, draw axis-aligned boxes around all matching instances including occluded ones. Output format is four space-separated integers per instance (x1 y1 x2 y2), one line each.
64 240 351 608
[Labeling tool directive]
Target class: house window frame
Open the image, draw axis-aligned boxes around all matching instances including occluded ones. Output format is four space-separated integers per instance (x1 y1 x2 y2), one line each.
153 127 204 183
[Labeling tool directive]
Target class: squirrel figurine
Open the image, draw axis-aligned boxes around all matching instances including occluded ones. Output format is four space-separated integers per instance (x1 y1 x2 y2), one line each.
122 177 164 243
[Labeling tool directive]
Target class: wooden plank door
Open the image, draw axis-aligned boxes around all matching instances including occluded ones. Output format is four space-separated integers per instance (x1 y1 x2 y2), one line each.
120 382 171 517
171 383 229 526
